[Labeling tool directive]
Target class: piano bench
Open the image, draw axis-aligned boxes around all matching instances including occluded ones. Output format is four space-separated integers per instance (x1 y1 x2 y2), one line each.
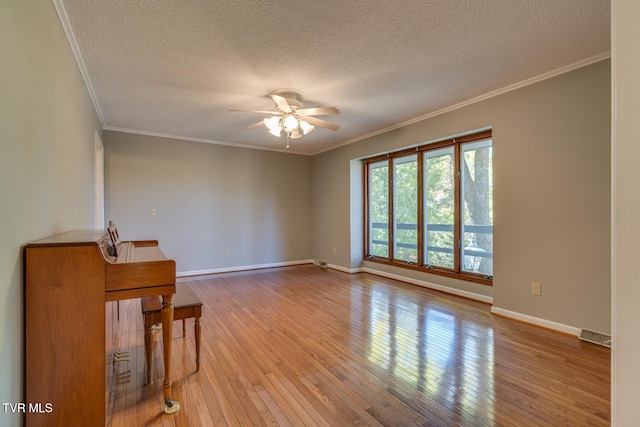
141 283 202 385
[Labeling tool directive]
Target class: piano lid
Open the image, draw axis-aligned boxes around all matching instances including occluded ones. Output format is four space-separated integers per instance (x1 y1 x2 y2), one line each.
26 230 108 247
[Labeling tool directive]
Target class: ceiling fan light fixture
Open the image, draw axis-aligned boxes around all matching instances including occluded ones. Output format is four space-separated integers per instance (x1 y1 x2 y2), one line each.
268 126 282 137
283 114 298 132
289 128 302 139
232 90 339 147
264 117 282 136
299 120 314 135
264 116 280 130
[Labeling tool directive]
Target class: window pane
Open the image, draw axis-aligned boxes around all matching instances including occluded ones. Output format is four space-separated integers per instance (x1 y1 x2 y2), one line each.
424 147 455 269
368 161 389 257
393 155 418 262
461 139 493 276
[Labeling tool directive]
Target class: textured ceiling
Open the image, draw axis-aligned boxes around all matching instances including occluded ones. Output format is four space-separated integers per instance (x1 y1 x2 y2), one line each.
56 0 610 155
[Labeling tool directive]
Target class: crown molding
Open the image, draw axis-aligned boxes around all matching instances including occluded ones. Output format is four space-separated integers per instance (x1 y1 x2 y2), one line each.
51 0 609 158
313 52 612 156
51 0 105 128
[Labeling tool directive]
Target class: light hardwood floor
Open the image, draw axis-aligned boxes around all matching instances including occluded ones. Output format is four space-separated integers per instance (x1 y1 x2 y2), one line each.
107 265 610 426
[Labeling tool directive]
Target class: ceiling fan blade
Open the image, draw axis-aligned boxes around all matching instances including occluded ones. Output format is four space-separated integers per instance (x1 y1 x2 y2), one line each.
303 116 340 131
270 94 292 113
296 106 339 116
248 121 265 129
230 109 280 115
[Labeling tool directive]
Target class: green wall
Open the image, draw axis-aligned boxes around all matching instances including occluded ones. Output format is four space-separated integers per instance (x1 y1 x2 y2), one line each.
312 60 611 334
0 1 102 425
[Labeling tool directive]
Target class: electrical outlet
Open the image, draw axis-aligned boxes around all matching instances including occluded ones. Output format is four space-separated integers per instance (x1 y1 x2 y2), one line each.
531 282 541 296
150 208 156 216
225 249 231 256
332 247 337 254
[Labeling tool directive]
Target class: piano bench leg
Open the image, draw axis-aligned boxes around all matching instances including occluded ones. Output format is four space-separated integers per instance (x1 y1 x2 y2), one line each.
195 315 201 371
144 316 154 385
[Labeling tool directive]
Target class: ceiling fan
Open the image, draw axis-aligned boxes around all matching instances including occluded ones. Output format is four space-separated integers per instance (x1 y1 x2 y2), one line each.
231 90 340 148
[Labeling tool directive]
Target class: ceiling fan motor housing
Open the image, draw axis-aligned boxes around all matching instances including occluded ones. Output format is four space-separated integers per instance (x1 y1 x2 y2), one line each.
273 90 304 109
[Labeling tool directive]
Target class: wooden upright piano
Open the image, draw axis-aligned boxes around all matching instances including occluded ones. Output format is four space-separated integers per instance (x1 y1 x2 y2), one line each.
25 230 180 426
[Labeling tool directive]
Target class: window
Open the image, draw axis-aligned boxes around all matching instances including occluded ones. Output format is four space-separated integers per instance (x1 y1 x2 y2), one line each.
364 130 493 284
393 154 418 263
460 139 493 277
368 160 389 258
424 146 455 270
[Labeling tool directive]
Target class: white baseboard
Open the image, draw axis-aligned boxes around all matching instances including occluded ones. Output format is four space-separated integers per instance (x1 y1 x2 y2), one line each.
179 261 579 337
361 267 493 304
177 259 314 277
358 267 578 336
490 306 581 337
325 263 364 274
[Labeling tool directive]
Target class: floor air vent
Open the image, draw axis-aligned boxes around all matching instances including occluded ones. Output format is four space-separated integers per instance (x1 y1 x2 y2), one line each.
579 328 611 348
